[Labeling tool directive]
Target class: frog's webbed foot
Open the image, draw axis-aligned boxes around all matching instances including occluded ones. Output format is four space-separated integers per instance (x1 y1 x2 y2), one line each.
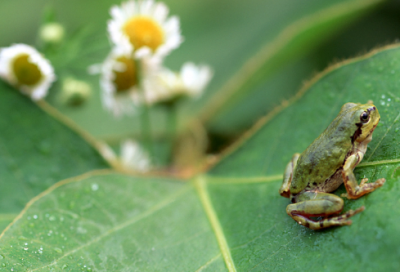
287 192 364 230
342 154 386 200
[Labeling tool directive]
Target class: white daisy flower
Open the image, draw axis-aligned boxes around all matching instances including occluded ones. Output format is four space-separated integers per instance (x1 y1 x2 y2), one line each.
108 0 182 61
0 44 55 100
146 62 213 105
120 139 151 172
100 45 142 117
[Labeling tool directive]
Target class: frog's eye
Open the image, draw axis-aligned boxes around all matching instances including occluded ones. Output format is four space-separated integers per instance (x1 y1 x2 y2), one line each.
360 111 370 123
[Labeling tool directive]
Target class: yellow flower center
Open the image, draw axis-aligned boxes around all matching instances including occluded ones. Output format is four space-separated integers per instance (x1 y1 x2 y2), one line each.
113 57 137 93
12 54 42 86
123 16 164 52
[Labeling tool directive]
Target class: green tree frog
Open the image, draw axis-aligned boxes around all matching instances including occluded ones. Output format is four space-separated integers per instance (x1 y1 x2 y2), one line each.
279 102 385 230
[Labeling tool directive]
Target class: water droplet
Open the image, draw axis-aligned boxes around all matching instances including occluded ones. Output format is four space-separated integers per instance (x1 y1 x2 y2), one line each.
62 264 68 269
54 248 63 254
381 101 385 106
49 216 56 221
1 263 5 267
382 94 386 99
0 254 4 260
23 247 28 251
91 183 99 191
33 215 38 220
47 230 53 236
76 227 87 234
388 98 391 102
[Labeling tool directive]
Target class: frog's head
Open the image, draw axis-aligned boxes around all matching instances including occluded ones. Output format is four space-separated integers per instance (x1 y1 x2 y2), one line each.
340 102 380 143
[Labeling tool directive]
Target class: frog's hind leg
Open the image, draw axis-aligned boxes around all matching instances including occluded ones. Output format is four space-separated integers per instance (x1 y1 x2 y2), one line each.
279 153 300 198
286 192 364 230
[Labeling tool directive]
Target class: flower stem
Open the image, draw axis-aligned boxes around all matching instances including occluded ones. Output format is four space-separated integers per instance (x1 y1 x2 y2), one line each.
140 101 154 162
164 100 179 164
167 102 178 139
136 59 154 164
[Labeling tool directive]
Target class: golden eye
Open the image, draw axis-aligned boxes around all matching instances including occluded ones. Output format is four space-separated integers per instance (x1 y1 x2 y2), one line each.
360 111 370 123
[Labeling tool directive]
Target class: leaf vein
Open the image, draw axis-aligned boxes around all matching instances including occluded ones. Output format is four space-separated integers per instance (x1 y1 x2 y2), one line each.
194 176 237 272
29 185 190 271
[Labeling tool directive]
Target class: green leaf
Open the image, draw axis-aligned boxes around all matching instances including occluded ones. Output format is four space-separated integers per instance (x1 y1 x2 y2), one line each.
190 0 383 134
2 45 400 270
0 172 226 271
0 82 109 228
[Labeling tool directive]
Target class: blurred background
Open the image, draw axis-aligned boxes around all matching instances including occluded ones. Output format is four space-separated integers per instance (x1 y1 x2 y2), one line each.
1 0 400 170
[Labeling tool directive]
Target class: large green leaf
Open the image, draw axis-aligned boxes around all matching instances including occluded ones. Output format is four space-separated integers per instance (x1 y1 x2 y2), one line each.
1 45 400 270
0 81 109 230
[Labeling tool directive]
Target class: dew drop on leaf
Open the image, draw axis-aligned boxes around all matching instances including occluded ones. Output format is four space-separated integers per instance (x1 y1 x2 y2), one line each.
91 183 99 191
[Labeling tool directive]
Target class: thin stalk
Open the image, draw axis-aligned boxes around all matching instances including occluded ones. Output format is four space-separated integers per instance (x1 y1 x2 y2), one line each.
167 101 178 140
163 99 181 165
135 59 154 163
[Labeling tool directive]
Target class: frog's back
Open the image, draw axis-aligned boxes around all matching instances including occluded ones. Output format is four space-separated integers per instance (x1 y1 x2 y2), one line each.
290 114 355 194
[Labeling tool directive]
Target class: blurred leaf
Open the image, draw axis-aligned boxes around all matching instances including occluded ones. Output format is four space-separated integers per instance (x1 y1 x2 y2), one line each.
195 0 383 135
5 0 381 144
2 45 400 270
0 82 109 229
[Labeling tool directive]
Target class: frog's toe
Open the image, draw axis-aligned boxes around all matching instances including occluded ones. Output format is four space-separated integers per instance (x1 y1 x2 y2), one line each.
341 193 349 199
339 206 364 220
376 178 386 185
343 220 352 226
360 178 369 185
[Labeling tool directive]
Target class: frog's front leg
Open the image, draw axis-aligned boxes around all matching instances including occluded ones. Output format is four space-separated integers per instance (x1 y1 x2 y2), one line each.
342 153 385 200
279 153 300 198
286 191 364 230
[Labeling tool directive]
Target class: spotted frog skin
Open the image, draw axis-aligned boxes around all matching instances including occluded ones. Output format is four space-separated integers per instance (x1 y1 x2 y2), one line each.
279 102 385 230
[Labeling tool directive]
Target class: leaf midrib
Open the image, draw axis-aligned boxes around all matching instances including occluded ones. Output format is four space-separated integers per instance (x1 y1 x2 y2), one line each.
194 176 237 272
